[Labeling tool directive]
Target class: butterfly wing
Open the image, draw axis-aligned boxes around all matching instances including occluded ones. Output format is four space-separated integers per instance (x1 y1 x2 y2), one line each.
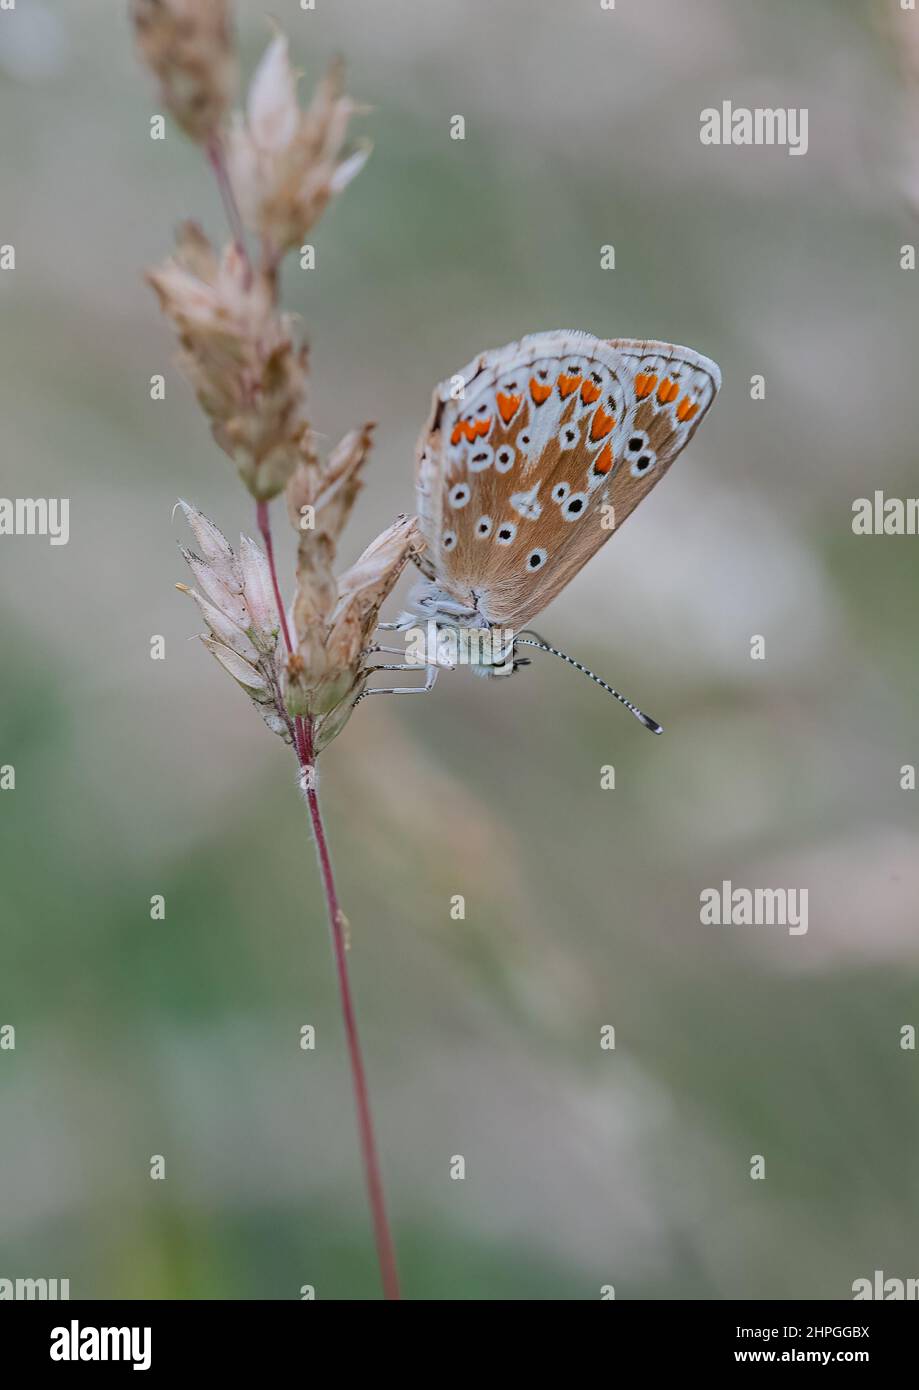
415 331 720 629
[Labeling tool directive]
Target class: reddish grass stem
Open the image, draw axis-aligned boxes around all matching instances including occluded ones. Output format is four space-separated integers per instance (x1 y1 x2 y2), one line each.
209 134 399 1300
297 719 402 1301
257 497 402 1302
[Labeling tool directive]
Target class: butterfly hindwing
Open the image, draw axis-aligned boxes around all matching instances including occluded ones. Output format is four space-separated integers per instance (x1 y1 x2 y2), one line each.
415 331 720 629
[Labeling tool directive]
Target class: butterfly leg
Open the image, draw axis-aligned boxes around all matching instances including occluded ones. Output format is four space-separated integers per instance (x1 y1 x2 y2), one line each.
362 643 409 658
354 664 438 705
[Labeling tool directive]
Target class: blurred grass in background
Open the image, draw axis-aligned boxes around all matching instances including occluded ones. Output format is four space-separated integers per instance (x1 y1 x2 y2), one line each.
1 0 918 1298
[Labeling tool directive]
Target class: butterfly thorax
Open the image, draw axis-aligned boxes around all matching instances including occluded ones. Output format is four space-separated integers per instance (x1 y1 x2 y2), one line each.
395 579 516 676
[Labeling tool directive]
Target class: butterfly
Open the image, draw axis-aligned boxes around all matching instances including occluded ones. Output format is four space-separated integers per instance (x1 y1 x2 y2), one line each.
362 330 720 732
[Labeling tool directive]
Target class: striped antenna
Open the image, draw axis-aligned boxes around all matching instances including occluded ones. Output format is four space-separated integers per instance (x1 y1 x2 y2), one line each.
514 631 663 734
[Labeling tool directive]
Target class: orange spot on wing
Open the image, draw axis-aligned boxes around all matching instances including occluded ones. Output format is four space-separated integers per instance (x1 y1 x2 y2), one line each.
580 379 601 404
450 420 481 445
530 378 552 405
496 392 522 424
634 373 657 399
676 397 699 422
589 405 616 442
657 378 679 405
593 440 614 474
557 372 582 398
474 415 492 437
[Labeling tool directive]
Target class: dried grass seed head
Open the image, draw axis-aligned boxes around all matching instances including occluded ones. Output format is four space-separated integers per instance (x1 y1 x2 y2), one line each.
132 0 237 144
146 223 310 500
226 34 371 257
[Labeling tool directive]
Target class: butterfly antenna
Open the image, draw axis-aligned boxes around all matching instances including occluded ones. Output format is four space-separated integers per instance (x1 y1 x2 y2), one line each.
514 631 663 734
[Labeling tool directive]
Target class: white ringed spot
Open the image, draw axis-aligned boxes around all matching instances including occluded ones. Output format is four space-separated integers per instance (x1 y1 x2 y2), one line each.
630 450 657 478
562 492 588 520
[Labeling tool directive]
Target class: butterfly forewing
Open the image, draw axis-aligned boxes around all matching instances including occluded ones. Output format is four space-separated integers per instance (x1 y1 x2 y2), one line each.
415 331 720 629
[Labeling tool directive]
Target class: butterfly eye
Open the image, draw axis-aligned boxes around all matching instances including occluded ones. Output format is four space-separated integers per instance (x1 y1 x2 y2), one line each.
496 522 517 545
475 516 493 538
552 481 570 503
526 548 547 571
442 531 457 550
562 492 587 520
448 483 471 508
495 446 515 473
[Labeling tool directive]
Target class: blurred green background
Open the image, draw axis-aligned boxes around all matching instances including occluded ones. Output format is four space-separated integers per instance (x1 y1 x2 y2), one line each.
2 0 918 1300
